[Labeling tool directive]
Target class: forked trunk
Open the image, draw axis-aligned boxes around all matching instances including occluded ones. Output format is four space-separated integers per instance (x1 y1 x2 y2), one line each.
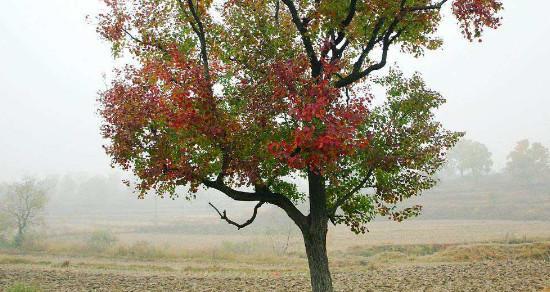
303 227 333 292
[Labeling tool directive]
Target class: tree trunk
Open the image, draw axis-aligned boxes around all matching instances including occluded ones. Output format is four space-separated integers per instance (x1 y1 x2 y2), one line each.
14 226 24 247
302 226 333 292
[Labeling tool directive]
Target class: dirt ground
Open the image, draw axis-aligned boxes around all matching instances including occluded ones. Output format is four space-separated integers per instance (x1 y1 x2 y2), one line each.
2 220 549 291
1 260 549 291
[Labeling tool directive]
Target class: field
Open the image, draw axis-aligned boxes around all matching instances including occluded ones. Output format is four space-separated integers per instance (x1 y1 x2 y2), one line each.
1 219 549 291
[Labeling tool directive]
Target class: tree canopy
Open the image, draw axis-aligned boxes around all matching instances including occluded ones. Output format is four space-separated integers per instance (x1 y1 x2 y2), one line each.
96 0 502 290
505 139 550 182
445 138 493 177
0 178 49 247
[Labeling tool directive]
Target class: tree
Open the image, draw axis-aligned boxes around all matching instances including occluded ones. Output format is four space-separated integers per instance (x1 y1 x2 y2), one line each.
0 178 49 247
96 0 502 290
0 208 9 244
446 138 493 177
505 139 550 182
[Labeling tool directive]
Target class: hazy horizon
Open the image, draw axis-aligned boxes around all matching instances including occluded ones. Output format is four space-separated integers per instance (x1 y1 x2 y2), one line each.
1 0 549 181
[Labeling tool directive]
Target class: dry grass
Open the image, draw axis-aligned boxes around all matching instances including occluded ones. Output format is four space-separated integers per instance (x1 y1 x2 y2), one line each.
429 241 550 262
1 219 550 291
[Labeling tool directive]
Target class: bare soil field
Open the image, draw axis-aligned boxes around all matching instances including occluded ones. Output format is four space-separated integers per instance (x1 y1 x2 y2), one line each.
1 259 549 291
2 220 549 291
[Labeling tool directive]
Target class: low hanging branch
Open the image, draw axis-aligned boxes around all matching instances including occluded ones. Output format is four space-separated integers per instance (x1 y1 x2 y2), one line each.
208 201 265 230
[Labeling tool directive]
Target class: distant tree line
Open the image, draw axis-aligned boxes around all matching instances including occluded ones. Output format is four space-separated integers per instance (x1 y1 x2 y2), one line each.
441 138 550 183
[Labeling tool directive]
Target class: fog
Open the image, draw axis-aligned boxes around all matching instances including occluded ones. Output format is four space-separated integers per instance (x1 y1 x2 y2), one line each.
0 2 549 290
0 0 549 182
0 0 548 226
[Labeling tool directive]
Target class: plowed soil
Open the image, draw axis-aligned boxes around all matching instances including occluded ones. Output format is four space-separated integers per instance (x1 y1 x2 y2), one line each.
1 260 549 291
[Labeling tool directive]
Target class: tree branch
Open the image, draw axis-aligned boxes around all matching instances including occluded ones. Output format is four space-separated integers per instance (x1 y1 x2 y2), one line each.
202 179 308 229
275 0 280 24
209 201 264 230
121 28 190 88
334 0 449 88
280 0 321 77
350 17 387 74
329 169 374 216
342 0 358 28
176 0 211 81
203 179 267 202
405 0 449 12
334 15 405 88
321 0 358 62
122 28 169 55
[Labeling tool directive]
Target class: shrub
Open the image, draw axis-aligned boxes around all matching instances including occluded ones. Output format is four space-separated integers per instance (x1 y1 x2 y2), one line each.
112 241 163 259
220 240 260 255
86 230 118 252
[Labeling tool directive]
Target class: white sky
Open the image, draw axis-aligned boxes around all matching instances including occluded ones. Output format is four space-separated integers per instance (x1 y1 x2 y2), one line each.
0 0 549 181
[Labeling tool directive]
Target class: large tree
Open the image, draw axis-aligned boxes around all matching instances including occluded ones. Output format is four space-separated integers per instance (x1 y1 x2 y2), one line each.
97 0 502 290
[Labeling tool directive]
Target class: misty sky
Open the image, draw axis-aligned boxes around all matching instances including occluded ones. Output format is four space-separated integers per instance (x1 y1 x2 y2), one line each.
0 0 549 181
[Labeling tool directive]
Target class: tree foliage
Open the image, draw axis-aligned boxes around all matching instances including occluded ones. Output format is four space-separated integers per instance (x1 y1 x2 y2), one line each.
97 0 500 225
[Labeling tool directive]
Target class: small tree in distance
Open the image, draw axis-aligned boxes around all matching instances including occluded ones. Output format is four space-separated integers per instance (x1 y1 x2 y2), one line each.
505 139 550 183
97 0 503 290
446 138 493 177
0 178 49 247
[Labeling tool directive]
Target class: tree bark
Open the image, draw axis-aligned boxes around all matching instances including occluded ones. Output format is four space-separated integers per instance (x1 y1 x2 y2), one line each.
302 225 333 292
304 171 333 291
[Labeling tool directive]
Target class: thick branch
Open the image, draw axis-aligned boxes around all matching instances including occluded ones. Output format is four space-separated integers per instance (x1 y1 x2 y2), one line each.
275 0 280 24
202 179 308 229
209 201 264 230
321 0 358 62
330 39 350 62
203 179 268 202
334 15 404 88
334 0 448 88
350 17 387 74
280 0 321 77
334 0 359 46
342 0 358 28
176 0 211 81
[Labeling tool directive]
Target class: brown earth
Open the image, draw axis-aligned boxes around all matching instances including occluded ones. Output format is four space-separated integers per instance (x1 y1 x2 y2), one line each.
1 260 549 292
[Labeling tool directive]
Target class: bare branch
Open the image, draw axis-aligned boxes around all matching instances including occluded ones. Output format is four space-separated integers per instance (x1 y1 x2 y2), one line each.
202 179 308 229
209 201 264 230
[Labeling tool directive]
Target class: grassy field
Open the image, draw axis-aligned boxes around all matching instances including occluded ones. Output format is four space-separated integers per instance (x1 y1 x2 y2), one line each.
1 220 549 291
